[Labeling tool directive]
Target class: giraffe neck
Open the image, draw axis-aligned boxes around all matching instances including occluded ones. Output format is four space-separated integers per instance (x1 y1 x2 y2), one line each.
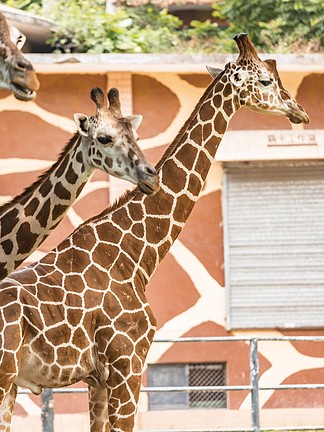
78 73 237 287
0 133 95 280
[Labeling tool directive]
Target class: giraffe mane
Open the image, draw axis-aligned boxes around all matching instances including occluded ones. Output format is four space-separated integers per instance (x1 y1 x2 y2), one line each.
0 132 81 212
155 70 225 171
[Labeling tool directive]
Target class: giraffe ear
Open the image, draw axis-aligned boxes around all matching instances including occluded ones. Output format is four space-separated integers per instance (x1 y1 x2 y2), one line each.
230 69 249 87
74 113 89 137
10 25 26 49
126 114 143 131
206 65 222 78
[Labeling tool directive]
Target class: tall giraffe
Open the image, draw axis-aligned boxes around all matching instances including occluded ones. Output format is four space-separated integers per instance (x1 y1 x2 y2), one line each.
0 34 309 431
0 86 159 281
0 12 39 100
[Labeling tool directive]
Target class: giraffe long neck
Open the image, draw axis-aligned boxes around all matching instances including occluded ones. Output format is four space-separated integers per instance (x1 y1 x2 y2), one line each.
0 133 95 280
80 74 237 289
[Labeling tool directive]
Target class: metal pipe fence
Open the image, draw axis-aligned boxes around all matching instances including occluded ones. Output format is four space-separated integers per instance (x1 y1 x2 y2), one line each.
17 336 324 432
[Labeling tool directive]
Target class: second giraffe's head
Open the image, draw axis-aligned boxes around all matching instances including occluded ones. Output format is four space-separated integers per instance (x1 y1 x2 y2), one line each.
207 33 309 125
0 13 39 101
74 87 159 195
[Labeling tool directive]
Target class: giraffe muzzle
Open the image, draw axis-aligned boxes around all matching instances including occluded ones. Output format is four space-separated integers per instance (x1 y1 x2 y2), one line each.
138 167 160 195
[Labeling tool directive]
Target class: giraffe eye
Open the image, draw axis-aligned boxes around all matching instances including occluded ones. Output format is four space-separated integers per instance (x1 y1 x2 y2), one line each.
259 80 271 87
97 135 113 145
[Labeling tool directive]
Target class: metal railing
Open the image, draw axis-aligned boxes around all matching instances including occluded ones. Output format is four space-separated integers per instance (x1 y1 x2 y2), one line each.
18 335 324 432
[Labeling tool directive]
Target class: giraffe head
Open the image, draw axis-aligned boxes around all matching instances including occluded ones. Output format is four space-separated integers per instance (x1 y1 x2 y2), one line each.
207 33 309 125
0 13 39 101
74 87 159 195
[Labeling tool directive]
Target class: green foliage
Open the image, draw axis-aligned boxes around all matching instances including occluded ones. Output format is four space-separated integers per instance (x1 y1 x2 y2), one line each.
2 0 323 53
213 0 324 52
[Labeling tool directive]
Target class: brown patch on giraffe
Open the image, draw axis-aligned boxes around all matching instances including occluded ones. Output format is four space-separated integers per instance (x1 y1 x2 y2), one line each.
16 222 39 254
66 167 78 185
112 358 131 377
223 83 232 97
102 290 123 318
111 283 142 310
0 208 19 236
162 160 187 194
56 247 91 273
1 239 13 255
111 253 135 281
72 327 88 349
96 222 123 244
175 143 198 171
37 284 64 303
45 324 71 346
199 101 214 122
36 198 51 229
38 179 53 198
195 150 209 173
224 100 234 117
187 173 201 196
73 227 96 251
52 204 69 221
127 202 144 221
131 223 144 238
40 304 64 327
91 244 119 269
111 207 132 230
41 252 56 266
4 324 21 350
56 346 81 366
32 334 55 363
25 197 40 217
145 217 170 243
84 266 109 290
213 93 222 107
145 191 173 216
54 183 71 201
139 245 158 276
109 334 134 361
174 194 194 223
66 309 83 327
84 289 104 309
158 240 172 262
190 123 203 142
66 293 82 308
120 234 144 263
65 274 86 293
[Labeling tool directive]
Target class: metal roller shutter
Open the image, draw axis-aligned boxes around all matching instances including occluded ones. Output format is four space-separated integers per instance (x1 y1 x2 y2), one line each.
223 161 324 329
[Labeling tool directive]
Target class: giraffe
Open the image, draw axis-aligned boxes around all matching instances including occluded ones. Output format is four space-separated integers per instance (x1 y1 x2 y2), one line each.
0 34 309 431
0 12 39 101
0 86 159 282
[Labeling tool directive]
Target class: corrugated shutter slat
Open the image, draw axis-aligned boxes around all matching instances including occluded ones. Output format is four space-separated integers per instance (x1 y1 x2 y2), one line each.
224 161 324 329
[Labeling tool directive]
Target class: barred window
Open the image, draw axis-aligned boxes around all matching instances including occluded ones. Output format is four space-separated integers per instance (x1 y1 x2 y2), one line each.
148 363 226 410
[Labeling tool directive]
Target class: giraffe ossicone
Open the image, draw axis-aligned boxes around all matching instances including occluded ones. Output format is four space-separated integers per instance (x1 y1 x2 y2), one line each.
0 34 309 432
0 12 39 101
0 86 159 281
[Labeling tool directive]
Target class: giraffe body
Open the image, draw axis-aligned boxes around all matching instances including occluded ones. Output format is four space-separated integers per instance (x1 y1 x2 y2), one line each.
0 34 309 432
0 12 39 100
0 87 159 281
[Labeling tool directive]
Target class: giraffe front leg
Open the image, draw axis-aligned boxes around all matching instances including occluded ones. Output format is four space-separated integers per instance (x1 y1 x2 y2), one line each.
89 385 110 432
0 383 17 431
107 372 143 432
